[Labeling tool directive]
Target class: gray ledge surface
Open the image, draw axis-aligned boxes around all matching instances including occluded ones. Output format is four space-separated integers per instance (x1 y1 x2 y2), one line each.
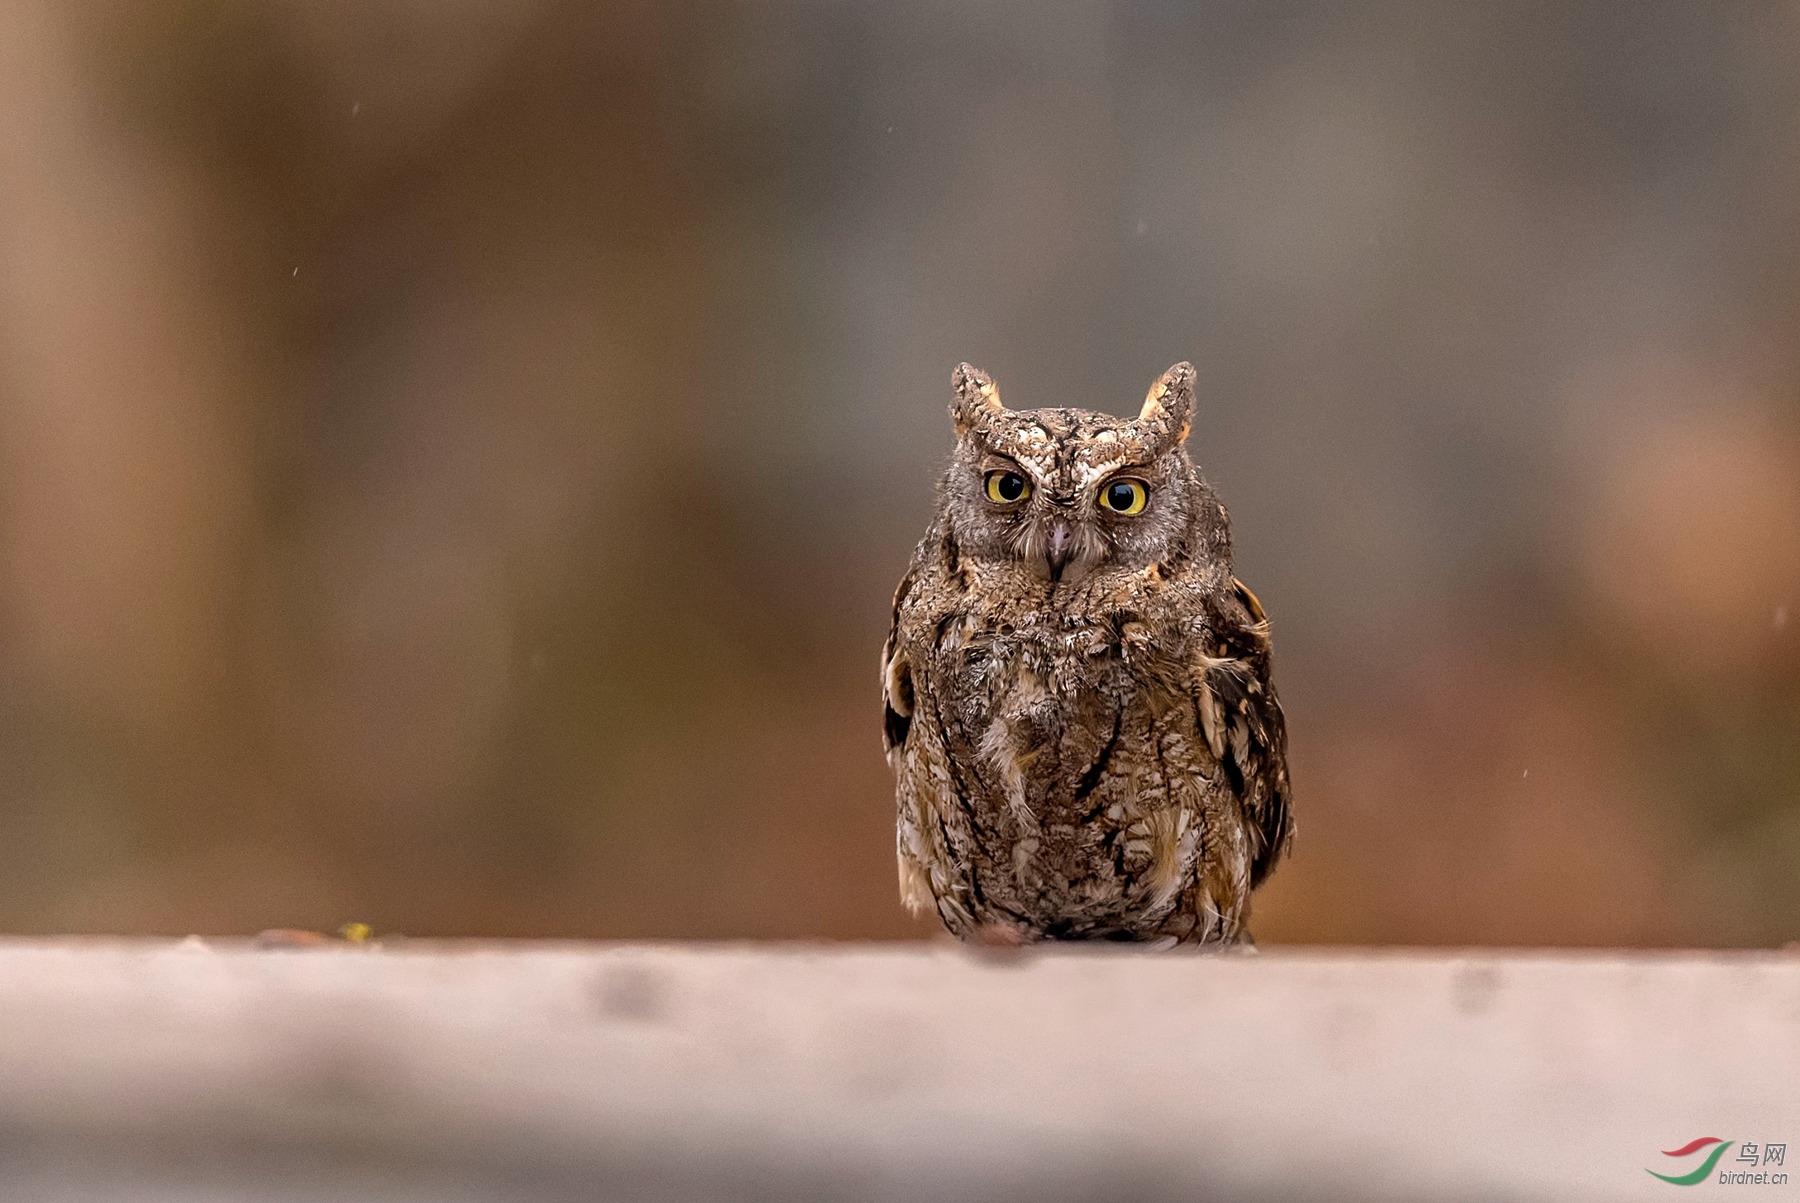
0 940 1793 1201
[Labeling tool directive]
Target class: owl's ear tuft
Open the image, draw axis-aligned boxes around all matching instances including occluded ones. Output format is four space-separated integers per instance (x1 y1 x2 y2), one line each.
1138 362 1194 446
950 362 1005 434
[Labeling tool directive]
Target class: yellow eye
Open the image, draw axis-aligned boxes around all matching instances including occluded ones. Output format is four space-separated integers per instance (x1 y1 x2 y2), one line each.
984 470 1030 504
1100 478 1148 515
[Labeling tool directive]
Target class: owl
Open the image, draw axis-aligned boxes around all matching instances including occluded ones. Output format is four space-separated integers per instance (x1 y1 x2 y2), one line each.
881 362 1292 945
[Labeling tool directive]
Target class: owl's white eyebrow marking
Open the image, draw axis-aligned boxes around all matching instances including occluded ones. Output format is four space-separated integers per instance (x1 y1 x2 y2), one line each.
1072 462 1109 489
1071 453 1143 490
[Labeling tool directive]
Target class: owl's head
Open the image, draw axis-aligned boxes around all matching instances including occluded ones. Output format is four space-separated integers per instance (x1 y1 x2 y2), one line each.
940 362 1226 588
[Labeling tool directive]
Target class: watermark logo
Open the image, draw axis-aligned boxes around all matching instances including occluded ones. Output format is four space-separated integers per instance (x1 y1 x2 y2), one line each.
1650 1138 1788 1186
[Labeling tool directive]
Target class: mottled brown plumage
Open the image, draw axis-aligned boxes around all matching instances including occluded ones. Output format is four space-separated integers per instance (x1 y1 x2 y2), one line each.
882 362 1292 945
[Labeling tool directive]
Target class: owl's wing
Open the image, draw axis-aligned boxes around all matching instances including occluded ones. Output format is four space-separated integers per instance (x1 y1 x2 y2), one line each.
1199 576 1294 887
884 566 948 919
880 568 917 759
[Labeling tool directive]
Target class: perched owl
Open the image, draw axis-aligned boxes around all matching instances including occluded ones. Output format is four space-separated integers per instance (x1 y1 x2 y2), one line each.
881 362 1292 945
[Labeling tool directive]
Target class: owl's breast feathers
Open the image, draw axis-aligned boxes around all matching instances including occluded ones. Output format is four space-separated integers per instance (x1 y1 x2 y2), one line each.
882 540 1293 942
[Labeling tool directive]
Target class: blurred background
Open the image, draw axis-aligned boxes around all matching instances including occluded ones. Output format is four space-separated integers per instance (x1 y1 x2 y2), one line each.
0 1 1795 946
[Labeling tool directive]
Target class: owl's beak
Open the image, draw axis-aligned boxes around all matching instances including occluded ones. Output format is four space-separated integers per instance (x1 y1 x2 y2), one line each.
1045 518 1076 583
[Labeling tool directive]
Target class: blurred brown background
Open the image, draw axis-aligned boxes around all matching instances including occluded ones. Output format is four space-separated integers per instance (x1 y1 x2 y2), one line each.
0 2 1795 945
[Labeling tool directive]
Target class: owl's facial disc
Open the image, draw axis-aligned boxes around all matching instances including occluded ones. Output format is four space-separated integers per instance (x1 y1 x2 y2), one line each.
957 421 1170 587
947 362 1202 588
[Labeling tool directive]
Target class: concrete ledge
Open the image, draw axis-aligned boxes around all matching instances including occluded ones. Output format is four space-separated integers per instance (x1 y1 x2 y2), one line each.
0 940 1792 1201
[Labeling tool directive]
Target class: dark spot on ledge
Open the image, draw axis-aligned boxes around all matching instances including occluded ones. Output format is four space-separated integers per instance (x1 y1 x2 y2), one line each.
593 964 668 1022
